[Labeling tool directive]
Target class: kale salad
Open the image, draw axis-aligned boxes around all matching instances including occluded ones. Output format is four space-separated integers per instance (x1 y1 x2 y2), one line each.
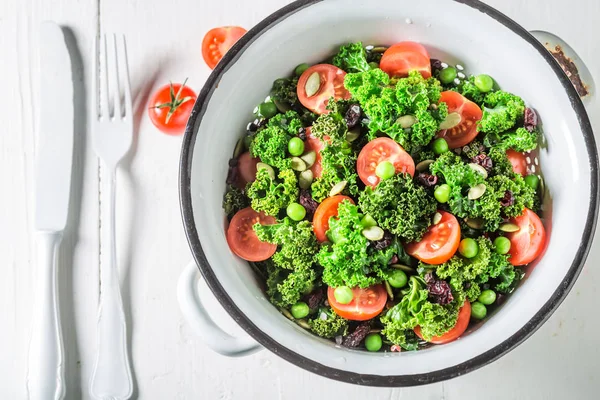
223 41 546 352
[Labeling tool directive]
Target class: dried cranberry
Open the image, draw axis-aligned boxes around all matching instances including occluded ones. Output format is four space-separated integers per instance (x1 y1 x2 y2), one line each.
305 288 325 310
298 127 307 141
299 190 319 220
228 158 238 167
226 166 239 185
425 272 454 305
372 231 393 251
524 108 538 132
342 323 371 348
416 173 438 188
500 190 515 207
345 104 362 129
388 255 399 265
430 59 444 74
472 154 493 173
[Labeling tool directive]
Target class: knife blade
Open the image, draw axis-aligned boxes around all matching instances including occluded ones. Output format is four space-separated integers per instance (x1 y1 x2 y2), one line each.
27 21 74 400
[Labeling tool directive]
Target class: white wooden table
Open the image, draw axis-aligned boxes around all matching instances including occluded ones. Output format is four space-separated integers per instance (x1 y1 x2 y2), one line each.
2 0 599 398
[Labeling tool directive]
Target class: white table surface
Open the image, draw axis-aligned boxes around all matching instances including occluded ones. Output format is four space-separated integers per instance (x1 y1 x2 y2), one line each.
2 0 599 398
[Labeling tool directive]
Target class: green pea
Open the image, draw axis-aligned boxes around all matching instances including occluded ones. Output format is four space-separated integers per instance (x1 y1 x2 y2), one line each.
361 215 377 229
434 184 451 204
288 137 305 156
478 289 497 306
388 270 408 289
364 333 383 352
257 102 278 119
375 161 396 180
432 138 449 155
474 74 494 93
493 236 511 255
524 174 540 191
295 63 310 76
459 238 479 258
291 302 310 319
286 202 306 221
471 301 487 319
368 62 379 70
438 67 458 85
334 286 354 305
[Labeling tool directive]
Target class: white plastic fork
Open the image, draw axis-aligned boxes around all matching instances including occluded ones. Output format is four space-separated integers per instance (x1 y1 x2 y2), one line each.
90 34 133 400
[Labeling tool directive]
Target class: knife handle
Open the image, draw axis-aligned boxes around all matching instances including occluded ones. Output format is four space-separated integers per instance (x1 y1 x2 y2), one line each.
27 232 66 400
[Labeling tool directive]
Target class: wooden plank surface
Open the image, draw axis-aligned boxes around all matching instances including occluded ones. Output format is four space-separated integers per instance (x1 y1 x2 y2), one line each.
1 0 598 398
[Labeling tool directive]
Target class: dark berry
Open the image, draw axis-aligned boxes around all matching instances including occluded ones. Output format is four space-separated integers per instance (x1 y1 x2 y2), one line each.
299 190 318 220
298 127 307 141
424 273 454 305
430 59 444 73
342 323 371 348
500 190 515 207
472 153 493 173
345 104 362 129
372 231 393 251
524 108 538 132
305 288 325 310
416 173 438 188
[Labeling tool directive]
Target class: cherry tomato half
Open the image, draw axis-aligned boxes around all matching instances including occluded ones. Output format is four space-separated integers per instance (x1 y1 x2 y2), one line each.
327 285 387 321
405 211 461 264
297 64 351 114
148 82 197 135
437 91 483 149
313 195 354 243
226 207 277 262
380 41 432 78
357 137 415 187
414 301 471 344
236 152 259 188
506 149 528 176
202 26 247 69
506 208 546 266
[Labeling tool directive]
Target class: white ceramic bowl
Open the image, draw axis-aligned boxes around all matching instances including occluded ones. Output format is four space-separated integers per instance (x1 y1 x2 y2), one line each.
179 0 598 386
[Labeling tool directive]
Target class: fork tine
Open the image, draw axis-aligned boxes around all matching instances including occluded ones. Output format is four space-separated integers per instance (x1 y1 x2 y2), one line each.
92 35 99 119
119 35 133 118
102 35 111 118
109 34 122 118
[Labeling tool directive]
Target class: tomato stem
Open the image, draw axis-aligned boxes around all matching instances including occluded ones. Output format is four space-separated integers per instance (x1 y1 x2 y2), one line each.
153 78 195 125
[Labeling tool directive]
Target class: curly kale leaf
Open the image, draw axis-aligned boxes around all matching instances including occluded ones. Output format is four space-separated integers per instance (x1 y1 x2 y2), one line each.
266 261 316 308
484 127 539 153
344 68 390 103
488 146 514 177
249 111 303 169
487 250 522 293
271 77 301 110
246 168 299 217
479 90 526 135
455 76 487 105
222 185 249 218
332 42 371 73
359 174 437 241
308 307 349 339
435 237 492 281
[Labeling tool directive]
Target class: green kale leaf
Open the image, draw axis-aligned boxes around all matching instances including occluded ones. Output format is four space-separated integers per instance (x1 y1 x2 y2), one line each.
222 185 249 218
246 168 299 217
332 42 371 73
249 111 303 169
479 90 526 135
308 307 349 338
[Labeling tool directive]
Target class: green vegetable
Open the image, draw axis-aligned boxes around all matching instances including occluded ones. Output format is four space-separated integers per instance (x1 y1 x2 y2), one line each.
478 289 497 305
257 102 278 119
222 185 249 218
365 333 383 352
308 307 349 339
344 69 448 152
376 161 396 180
434 184 451 203
250 111 304 169
439 67 457 85
487 251 521 293
455 76 487 105
247 168 299 217
359 173 436 241
524 174 540 190
459 238 479 258
332 42 371 73
493 236 511 255
271 77 301 110
295 63 310 76
286 202 306 221
470 301 487 319
388 269 408 288
484 127 538 153
291 302 310 319
479 90 526 135
436 236 492 282
432 138 449 155
474 74 494 93
333 286 354 304
288 137 305 156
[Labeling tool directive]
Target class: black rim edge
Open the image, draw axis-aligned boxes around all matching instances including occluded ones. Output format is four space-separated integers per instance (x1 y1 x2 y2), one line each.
179 0 599 387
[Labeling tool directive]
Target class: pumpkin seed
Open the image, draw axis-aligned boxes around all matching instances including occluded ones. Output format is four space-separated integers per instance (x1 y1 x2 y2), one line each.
256 162 275 180
300 150 317 168
384 281 394 301
391 264 415 273
468 163 488 178
439 112 462 130
499 223 520 233
296 319 311 329
371 46 388 53
396 115 417 129
433 212 442 225
465 217 484 229
299 170 314 189
346 128 361 143
362 226 384 241
305 72 321 97
416 159 434 172
468 183 487 200
329 180 347 197
233 137 246 158
280 308 294 320
291 157 307 172
369 328 382 334
273 98 291 113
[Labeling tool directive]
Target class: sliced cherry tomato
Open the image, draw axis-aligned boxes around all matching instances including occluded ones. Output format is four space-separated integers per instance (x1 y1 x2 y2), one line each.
380 41 432 78
313 195 354 243
304 127 325 178
148 81 197 135
506 149 528 176
226 207 277 262
357 137 415 187
506 208 546 266
297 64 351 114
327 285 387 321
236 152 259 188
405 211 461 264
202 26 247 69
414 301 471 344
437 91 483 149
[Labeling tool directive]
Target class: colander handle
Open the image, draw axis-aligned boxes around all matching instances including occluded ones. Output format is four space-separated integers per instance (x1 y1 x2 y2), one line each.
177 261 263 357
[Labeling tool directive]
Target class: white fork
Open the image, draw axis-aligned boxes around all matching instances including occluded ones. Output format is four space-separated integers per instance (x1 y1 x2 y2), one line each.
90 33 133 400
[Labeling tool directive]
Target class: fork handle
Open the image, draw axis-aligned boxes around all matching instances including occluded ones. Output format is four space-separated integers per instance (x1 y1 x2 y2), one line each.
90 168 133 400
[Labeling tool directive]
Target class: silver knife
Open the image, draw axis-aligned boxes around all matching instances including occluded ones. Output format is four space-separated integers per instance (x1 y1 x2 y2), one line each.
27 21 74 400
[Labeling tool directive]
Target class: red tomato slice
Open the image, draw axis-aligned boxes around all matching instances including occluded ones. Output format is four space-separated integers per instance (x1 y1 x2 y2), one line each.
313 195 354 243
380 41 432 78
357 137 415 187
437 91 483 149
236 152 259 188
148 82 197 136
506 208 546 266
202 26 247 69
297 64 351 114
304 127 325 178
327 285 387 321
414 301 471 344
405 211 461 264
506 149 528 176
226 207 277 262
